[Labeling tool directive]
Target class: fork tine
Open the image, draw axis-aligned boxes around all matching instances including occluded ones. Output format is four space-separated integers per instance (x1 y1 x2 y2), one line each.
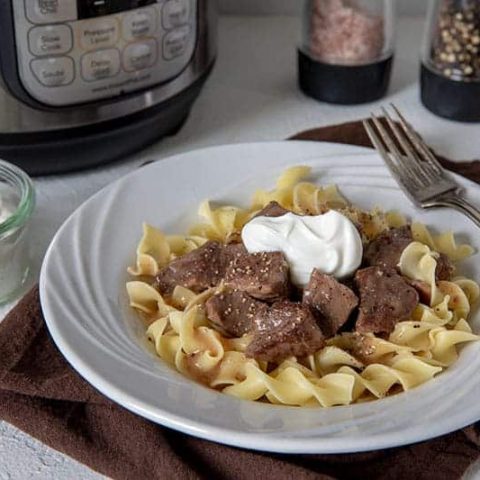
369 114 421 187
381 107 433 184
366 108 460 208
390 103 444 176
363 119 409 191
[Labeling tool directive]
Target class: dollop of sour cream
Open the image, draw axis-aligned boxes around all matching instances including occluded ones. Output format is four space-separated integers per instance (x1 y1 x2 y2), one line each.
242 211 363 287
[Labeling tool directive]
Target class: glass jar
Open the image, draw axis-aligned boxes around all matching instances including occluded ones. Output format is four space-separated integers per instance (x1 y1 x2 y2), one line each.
0 161 35 304
298 0 396 104
421 0 480 121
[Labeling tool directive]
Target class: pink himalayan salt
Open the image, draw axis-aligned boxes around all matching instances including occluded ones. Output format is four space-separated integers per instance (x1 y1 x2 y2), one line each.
310 0 385 64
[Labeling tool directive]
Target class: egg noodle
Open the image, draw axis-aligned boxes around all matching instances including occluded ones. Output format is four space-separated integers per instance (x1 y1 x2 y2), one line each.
126 166 480 407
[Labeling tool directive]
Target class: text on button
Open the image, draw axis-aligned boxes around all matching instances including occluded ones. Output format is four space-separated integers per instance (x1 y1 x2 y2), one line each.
25 0 77 25
163 26 191 60
28 25 73 56
81 49 121 81
30 57 75 86
79 19 119 50
124 41 157 71
123 8 157 40
162 0 190 30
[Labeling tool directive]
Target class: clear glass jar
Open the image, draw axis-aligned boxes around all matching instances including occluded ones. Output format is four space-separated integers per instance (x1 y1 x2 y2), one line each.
421 0 480 121
0 161 35 304
298 0 396 104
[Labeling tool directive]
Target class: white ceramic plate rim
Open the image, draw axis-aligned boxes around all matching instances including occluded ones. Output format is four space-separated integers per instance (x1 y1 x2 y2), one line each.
40 141 480 454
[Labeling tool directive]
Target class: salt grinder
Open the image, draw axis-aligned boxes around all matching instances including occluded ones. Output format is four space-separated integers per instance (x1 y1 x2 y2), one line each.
298 0 396 104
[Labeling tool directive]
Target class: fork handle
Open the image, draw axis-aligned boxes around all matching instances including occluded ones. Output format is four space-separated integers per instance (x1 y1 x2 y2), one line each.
426 193 480 229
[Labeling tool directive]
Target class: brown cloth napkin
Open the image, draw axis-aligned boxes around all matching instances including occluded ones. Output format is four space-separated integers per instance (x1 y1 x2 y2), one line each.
2 120 480 480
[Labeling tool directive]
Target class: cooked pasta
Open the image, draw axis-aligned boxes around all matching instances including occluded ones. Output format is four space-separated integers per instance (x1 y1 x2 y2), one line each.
127 166 479 407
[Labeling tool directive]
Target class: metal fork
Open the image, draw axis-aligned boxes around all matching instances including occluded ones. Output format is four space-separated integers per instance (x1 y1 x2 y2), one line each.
363 105 480 228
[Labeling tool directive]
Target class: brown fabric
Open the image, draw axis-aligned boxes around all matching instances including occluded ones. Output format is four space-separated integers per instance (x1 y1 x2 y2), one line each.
1 119 480 480
291 121 480 183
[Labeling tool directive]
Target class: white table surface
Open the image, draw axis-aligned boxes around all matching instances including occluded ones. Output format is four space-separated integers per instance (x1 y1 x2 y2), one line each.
2 14 480 480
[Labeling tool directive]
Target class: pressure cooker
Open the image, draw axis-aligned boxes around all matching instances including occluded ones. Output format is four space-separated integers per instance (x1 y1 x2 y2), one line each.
0 0 217 174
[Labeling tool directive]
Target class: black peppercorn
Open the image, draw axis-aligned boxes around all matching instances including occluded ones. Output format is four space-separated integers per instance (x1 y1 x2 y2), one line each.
430 0 480 80
421 0 480 121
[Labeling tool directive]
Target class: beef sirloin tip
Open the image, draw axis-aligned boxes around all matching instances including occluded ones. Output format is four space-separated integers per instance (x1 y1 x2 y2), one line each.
154 241 226 294
254 201 290 218
303 269 359 338
355 266 419 335
246 301 325 363
363 226 413 271
205 290 266 338
153 241 249 295
224 250 290 301
364 224 454 281
435 252 454 281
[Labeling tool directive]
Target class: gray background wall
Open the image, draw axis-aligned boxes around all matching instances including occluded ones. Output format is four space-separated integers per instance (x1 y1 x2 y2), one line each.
219 1 427 16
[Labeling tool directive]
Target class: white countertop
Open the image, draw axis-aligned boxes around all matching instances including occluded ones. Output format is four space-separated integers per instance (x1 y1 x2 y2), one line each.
1 14 480 480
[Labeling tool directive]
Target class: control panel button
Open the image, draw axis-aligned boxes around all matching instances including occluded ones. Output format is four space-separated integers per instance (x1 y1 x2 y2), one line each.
122 8 157 41
28 25 73 56
81 49 121 81
162 0 190 30
25 0 77 25
30 56 75 86
163 26 191 60
79 18 119 51
123 40 157 72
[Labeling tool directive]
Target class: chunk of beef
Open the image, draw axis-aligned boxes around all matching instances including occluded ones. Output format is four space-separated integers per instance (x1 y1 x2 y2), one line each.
224 250 290 301
255 201 289 218
365 225 454 281
355 267 419 335
303 269 359 338
407 253 453 301
408 279 432 304
436 253 454 281
246 301 325 362
364 226 412 271
222 242 248 261
154 241 226 294
347 332 378 365
335 332 378 365
205 291 266 337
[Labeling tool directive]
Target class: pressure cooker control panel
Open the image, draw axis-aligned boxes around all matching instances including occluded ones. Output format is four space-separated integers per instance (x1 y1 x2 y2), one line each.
11 0 197 106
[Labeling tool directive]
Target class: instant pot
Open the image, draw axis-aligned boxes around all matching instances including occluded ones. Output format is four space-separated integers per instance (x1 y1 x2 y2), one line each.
0 0 217 175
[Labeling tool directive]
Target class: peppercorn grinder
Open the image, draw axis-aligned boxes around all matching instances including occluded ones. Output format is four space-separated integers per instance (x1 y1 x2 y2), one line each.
421 0 480 122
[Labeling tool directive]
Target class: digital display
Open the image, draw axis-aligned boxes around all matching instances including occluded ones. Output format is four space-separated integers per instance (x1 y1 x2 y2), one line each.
77 0 157 19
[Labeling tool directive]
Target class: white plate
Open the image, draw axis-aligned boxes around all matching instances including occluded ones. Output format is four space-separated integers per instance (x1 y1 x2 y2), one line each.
40 142 480 454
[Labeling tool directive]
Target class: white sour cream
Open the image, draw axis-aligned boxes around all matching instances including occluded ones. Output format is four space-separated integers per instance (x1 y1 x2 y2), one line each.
242 211 363 287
